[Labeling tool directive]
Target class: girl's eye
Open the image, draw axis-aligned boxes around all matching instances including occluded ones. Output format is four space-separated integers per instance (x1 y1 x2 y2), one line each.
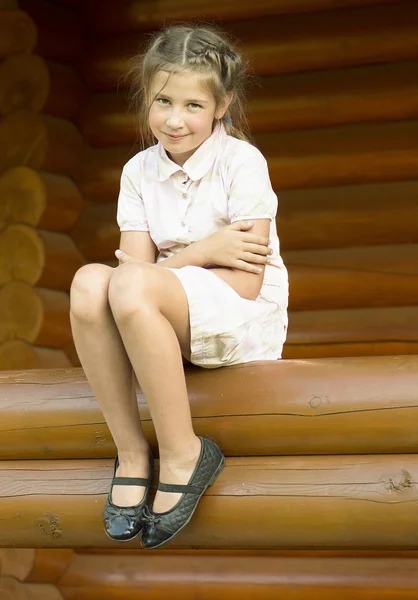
189 103 201 109
156 98 170 105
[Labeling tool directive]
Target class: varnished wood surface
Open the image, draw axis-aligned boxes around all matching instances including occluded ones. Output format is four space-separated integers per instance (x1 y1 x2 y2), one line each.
81 3 418 91
1 356 417 458
76 60 418 146
83 0 406 33
1 454 418 548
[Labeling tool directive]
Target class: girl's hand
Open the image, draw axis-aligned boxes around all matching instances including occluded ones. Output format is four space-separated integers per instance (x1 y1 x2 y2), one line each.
197 221 272 274
115 250 140 263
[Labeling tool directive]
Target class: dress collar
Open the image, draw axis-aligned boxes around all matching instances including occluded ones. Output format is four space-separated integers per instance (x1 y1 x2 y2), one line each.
156 121 226 182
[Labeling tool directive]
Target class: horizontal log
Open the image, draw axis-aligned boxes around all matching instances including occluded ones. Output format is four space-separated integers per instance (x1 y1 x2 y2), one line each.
279 180 418 251
0 110 85 176
1 355 417 459
0 54 87 118
0 53 49 115
0 577 63 600
84 0 405 33
285 244 418 311
0 281 71 347
43 61 87 119
76 60 418 146
75 119 418 203
19 0 83 62
0 340 71 369
82 3 418 91
70 188 418 263
0 224 85 289
58 555 418 600
0 167 84 231
285 306 418 358
0 10 37 58
1 454 418 548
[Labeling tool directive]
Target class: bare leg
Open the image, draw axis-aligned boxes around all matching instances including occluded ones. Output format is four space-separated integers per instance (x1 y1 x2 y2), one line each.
108 261 201 513
70 263 150 507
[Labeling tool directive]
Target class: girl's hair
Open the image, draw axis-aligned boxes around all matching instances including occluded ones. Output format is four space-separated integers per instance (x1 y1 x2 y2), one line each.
125 23 253 150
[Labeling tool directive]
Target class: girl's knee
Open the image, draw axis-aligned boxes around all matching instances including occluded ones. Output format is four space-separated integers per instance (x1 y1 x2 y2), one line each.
108 262 161 318
70 263 113 320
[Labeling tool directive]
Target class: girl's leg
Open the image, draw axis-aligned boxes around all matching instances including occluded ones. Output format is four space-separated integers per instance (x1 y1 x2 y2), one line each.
70 263 150 507
108 261 201 513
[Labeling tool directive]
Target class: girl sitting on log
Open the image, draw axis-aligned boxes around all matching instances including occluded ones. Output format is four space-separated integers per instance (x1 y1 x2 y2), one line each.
70 23 288 549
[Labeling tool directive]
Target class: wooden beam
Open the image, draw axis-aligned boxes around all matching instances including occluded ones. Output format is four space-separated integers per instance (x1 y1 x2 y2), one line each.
58 554 418 599
0 167 84 231
81 3 418 91
76 60 418 146
1 454 418 548
0 340 72 369
1 356 417 459
83 0 406 33
285 306 418 358
0 10 37 58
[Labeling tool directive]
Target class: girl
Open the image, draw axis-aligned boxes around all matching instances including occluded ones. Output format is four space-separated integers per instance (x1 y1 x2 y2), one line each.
70 23 288 549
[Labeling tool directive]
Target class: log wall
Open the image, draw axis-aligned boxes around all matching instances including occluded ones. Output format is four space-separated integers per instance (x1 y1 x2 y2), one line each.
71 0 418 361
0 1 87 369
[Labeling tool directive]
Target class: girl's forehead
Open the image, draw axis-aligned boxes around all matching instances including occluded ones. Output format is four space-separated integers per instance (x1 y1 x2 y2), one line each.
151 70 212 99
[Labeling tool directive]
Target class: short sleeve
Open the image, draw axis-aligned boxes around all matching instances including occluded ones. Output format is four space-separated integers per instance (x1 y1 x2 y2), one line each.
227 150 278 223
116 166 149 232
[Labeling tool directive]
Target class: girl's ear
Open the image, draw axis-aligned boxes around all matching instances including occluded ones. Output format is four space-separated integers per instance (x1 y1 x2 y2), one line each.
215 92 233 119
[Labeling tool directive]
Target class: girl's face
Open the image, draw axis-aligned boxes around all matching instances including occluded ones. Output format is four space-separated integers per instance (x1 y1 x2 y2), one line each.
148 70 230 166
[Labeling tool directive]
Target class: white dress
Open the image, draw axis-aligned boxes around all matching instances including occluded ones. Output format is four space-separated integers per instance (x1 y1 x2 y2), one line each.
117 123 289 369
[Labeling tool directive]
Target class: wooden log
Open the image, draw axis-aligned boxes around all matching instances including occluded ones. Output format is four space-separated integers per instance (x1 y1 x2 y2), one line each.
0 577 63 600
0 224 85 289
0 110 85 176
76 60 418 146
1 355 417 459
0 340 71 369
75 119 418 200
0 10 37 58
0 54 87 118
84 0 406 33
58 555 418 600
279 180 418 251
0 282 71 348
42 61 87 119
285 306 418 359
18 0 83 62
285 244 418 311
0 167 84 231
71 202 118 260
74 145 133 204
0 53 49 116
81 3 418 91
1 454 418 548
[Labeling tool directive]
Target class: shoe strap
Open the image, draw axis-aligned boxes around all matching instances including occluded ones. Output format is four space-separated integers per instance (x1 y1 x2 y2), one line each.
158 482 203 494
113 476 149 486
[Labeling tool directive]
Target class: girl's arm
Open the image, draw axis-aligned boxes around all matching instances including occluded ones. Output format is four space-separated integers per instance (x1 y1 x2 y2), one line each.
207 219 269 301
119 231 157 263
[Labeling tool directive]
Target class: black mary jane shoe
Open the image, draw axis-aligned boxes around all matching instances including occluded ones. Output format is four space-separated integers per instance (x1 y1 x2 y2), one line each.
141 437 224 550
103 449 154 542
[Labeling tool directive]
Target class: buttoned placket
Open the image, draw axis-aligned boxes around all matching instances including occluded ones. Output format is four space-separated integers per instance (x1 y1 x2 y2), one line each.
176 172 193 237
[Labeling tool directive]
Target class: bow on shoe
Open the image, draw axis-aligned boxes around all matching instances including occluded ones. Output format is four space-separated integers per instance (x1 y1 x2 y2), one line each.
142 505 161 524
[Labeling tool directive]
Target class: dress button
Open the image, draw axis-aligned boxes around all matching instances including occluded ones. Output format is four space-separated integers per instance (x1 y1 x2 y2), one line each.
182 193 188 199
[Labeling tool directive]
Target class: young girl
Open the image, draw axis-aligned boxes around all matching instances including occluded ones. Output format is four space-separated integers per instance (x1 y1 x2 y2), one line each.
70 24 288 549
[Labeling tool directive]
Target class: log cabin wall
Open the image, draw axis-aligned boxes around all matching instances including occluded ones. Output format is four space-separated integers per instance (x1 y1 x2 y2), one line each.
0 0 87 369
1 0 417 369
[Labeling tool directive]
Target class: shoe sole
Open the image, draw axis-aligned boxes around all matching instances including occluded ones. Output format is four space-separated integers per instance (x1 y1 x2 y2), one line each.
143 454 225 550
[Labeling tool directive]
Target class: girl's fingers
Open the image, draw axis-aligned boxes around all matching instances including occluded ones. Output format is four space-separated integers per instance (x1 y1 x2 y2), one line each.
244 243 272 256
235 259 264 274
242 252 268 265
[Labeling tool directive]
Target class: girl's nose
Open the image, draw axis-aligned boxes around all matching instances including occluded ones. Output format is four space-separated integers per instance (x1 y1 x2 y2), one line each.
166 110 183 129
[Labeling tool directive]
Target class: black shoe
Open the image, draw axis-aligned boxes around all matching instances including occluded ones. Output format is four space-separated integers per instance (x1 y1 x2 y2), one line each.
103 448 154 542
141 437 224 549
